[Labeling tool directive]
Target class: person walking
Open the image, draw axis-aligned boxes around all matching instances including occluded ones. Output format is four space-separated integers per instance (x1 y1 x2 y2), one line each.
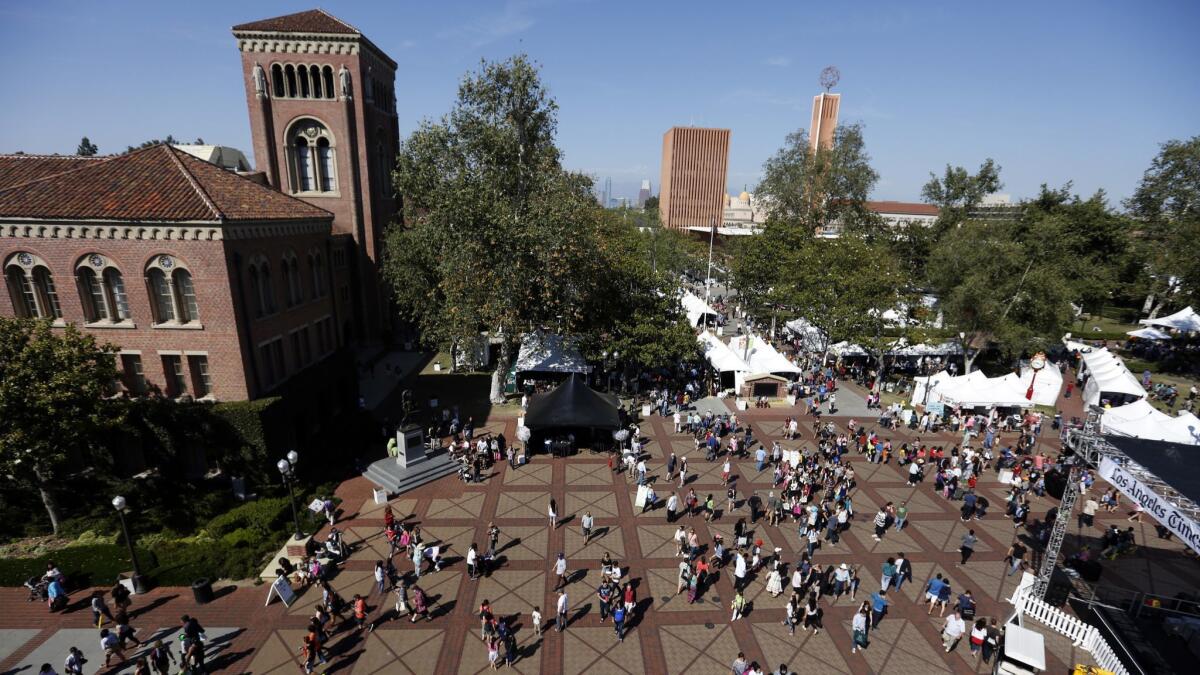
893 553 911 592
894 502 909 531
848 603 870 654
880 558 896 592
148 640 175 675
942 610 966 652
666 492 679 522
869 590 889 628
678 457 688 488
410 585 430 622
730 589 747 621
531 606 543 636
487 523 501 558
872 507 889 541
554 553 569 590
467 543 479 580
959 530 978 566
548 498 558 529
581 512 594 543
99 629 126 669
555 590 569 632
91 592 114 628
612 603 626 642
63 646 85 675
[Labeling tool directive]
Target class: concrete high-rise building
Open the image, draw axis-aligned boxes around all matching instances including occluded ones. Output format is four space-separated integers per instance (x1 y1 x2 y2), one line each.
809 92 840 152
659 127 730 231
636 179 651 208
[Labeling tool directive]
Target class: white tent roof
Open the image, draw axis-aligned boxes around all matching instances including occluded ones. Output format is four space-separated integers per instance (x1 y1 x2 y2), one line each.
516 333 592 375
1126 326 1172 340
912 367 1058 409
830 341 867 357
698 331 750 374
731 334 801 375
681 292 720 327
1079 348 1145 406
1139 306 1200 332
785 318 827 352
1101 399 1200 445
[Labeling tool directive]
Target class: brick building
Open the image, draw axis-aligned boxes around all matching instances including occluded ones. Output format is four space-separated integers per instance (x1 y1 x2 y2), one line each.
0 9 399 410
0 145 349 403
232 9 399 341
658 127 731 231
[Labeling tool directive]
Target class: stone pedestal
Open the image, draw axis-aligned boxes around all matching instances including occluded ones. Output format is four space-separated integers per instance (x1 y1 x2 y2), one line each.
396 424 426 468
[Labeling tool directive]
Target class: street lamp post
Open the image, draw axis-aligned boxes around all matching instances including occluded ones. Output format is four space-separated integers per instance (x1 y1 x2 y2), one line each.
277 450 304 541
111 496 148 594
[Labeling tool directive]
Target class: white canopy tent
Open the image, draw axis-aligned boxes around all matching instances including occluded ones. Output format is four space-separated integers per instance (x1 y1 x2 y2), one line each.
784 318 827 352
1101 399 1200 445
515 333 592 376
698 331 750 390
1139 306 1200 333
681 292 720 327
912 366 1061 409
1126 326 1172 340
731 334 801 376
1078 348 1145 407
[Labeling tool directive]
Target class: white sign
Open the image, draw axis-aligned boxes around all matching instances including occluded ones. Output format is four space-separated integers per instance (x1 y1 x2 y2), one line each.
308 499 325 513
265 575 297 607
1100 457 1200 555
634 485 649 509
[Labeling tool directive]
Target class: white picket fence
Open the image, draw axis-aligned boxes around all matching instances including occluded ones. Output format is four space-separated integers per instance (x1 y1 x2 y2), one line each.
1009 573 1131 675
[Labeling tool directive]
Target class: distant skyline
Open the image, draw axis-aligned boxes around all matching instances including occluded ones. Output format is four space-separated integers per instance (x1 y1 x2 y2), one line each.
1 1 1198 205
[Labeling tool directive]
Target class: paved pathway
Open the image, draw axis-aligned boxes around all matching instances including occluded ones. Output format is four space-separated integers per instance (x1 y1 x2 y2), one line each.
2 396 1191 674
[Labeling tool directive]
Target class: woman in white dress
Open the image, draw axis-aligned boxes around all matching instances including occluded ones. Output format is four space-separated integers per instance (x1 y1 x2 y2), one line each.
765 566 784 597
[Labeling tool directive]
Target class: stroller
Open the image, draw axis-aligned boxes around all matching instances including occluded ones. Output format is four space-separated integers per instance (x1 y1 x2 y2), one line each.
25 576 48 603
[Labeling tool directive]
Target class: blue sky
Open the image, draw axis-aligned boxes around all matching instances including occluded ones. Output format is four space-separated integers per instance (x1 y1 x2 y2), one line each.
1 1 1197 204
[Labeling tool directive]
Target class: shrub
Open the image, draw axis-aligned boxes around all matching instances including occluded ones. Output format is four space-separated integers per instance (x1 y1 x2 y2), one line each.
203 497 289 538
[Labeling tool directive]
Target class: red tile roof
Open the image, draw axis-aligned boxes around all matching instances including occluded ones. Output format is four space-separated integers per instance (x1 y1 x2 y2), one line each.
233 9 360 34
866 200 940 217
0 145 331 223
0 155 104 191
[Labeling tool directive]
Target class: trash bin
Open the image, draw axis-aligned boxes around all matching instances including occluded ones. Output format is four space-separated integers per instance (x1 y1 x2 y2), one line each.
191 578 214 604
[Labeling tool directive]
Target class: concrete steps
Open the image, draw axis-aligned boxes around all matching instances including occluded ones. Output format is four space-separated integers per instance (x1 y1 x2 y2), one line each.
363 449 459 495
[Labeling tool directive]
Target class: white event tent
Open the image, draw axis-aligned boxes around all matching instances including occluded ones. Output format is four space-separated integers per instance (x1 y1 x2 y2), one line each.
1078 348 1145 408
698 331 749 390
681 292 720 327
1126 327 1172 340
1101 399 1200 445
515 333 591 376
912 365 1062 409
731 334 801 377
1139 306 1200 333
784 318 827 352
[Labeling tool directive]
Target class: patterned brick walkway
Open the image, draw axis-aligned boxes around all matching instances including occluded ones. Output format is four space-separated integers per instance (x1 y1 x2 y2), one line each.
2 393 1194 674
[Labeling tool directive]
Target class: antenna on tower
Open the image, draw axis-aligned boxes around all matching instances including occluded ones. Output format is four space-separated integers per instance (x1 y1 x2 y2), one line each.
819 65 840 92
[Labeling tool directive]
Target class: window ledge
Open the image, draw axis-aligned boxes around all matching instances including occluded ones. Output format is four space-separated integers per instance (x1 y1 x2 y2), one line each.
152 321 204 331
85 320 137 330
290 190 341 198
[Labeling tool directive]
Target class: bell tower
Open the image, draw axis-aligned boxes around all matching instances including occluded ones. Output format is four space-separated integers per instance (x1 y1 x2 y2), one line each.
232 9 399 340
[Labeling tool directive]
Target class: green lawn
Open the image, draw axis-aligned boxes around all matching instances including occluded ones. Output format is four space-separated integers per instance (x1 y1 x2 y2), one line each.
1072 313 1139 338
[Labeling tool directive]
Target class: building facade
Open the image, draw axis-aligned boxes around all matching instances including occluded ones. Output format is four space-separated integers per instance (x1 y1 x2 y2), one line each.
659 127 731 231
636 179 651 209
0 146 347 403
232 9 400 341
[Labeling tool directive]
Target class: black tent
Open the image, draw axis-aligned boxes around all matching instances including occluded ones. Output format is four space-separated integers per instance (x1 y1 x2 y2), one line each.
1103 436 1200 505
525 373 621 431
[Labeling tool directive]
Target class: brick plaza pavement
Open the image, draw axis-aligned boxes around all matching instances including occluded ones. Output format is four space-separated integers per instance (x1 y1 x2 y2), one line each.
3 394 1194 674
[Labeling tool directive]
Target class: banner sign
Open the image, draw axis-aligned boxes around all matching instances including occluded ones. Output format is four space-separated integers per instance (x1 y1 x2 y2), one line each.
1100 457 1200 555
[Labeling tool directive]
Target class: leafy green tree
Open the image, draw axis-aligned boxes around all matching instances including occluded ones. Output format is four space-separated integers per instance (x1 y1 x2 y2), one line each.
921 158 1003 233
642 195 659 214
125 134 178 153
76 136 99 156
756 123 880 237
1125 136 1200 314
928 217 1074 372
385 56 640 402
0 319 121 534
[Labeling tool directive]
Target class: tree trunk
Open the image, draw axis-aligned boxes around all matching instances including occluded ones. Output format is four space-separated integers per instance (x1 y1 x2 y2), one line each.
490 339 513 405
34 468 60 535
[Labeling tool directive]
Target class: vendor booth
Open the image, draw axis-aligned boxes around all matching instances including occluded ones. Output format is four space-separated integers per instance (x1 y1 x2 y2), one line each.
514 333 591 394
698 331 750 391
1139 305 1200 333
1100 399 1200 445
523 373 621 456
731 334 801 378
1077 348 1145 408
681 291 721 327
912 364 1062 410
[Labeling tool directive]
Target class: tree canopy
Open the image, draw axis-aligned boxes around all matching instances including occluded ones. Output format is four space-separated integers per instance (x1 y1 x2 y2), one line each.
76 136 99 156
1125 136 1200 312
383 56 696 400
0 318 120 534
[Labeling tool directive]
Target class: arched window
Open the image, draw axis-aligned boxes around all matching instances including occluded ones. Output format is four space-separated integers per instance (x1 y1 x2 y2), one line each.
4 253 61 320
322 66 335 99
281 255 295 307
284 64 297 98
258 261 277 315
309 251 325 298
248 265 263 318
286 120 337 194
271 64 285 98
174 269 199 323
298 64 310 98
75 255 131 323
290 256 303 303
147 268 175 323
310 65 323 99
145 255 199 325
